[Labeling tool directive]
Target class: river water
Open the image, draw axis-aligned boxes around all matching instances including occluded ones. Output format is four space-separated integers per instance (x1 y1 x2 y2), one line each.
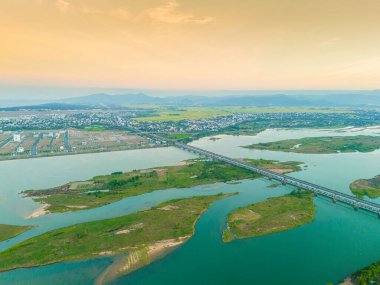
1 127 380 285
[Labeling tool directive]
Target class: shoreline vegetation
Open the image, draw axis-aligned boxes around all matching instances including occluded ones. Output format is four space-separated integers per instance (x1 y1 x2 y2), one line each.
222 191 315 242
350 175 380 199
341 261 380 285
0 224 35 242
23 159 302 216
0 194 234 273
243 136 380 154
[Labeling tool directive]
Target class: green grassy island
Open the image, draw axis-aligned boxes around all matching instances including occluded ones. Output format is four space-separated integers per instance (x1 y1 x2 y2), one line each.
0 224 35 242
222 191 315 242
350 175 380 199
244 136 380 154
0 194 232 273
243 158 302 174
23 159 302 216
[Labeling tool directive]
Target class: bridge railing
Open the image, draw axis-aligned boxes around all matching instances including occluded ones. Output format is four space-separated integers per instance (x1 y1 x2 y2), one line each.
175 142 380 214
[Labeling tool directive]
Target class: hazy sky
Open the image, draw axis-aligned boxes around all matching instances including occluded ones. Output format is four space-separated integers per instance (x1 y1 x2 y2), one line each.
1 0 380 90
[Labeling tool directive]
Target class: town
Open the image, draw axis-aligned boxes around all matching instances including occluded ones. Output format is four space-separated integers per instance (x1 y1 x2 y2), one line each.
0 129 152 160
1 108 380 160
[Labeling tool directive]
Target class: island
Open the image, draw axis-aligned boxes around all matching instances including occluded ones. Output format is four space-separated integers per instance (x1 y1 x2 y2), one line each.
0 224 34 242
244 136 380 154
23 159 302 216
222 190 315 242
0 194 233 274
350 175 380 199
243 158 302 174
342 262 380 285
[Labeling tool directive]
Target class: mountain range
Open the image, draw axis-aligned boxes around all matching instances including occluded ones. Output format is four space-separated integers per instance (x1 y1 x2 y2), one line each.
1 91 380 110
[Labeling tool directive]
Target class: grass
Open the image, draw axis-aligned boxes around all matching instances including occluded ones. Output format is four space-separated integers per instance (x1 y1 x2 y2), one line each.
244 136 380 154
134 106 349 122
164 133 190 140
82 126 106 131
217 106 351 114
222 191 315 242
134 107 229 121
350 175 380 199
243 158 303 173
24 160 260 213
24 158 303 214
0 194 233 272
0 225 35 242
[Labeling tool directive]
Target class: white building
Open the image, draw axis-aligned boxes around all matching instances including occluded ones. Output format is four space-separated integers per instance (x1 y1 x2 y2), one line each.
13 134 21 142
16 147 24 153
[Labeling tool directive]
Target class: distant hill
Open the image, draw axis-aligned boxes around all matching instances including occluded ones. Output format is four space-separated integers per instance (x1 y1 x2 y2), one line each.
61 92 380 107
0 103 105 111
2 91 380 110
62 93 164 106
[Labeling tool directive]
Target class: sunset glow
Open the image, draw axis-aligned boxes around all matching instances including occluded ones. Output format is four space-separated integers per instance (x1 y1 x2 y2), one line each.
1 0 380 89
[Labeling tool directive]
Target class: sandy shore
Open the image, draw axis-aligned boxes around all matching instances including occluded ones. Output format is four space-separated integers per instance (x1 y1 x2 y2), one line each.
120 236 191 273
269 168 294 174
25 204 50 219
147 236 190 258
94 236 191 285
339 277 355 285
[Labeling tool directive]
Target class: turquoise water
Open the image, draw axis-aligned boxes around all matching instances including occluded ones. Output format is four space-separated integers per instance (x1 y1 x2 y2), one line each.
1 127 380 284
0 258 114 285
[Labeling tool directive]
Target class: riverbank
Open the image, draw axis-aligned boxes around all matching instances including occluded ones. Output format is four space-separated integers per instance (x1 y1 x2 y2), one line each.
0 194 234 272
0 144 163 162
244 136 380 154
25 204 50 219
223 191 315 242
95 236 191 285
343 261 380 285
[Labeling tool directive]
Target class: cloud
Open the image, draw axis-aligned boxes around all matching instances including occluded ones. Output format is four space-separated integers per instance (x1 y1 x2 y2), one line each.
56 0 71 13
56 1 213 25
81 7 131 19
318 37 341 48
144 0 214 24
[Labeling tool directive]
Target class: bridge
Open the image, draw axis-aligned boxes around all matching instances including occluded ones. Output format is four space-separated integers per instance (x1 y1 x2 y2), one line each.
174 142 380 215
135 130 380 215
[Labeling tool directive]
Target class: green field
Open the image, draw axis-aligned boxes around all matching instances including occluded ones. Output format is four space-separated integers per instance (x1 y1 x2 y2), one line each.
244 136 380 154
134 107 229 121
164 133 190 140
134 106 349 122
0 224 34 242
350 175 380 199
222 191 315 242
24 160 260 214
0 195 232 273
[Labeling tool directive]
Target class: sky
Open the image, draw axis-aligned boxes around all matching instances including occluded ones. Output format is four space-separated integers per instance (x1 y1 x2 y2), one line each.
1 0 380 91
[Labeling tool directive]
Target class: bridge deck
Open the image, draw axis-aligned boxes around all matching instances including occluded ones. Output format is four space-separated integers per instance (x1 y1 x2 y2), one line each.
176 142 380 215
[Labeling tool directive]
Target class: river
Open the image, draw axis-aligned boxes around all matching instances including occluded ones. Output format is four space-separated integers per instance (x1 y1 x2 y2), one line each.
1 127 380 285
